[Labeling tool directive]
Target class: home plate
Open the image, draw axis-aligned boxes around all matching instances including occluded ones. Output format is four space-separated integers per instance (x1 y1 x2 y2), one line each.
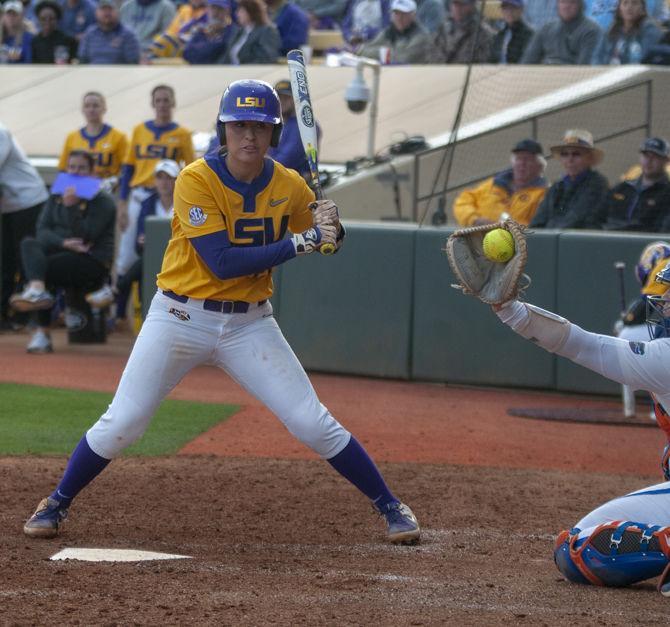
50 548 192 562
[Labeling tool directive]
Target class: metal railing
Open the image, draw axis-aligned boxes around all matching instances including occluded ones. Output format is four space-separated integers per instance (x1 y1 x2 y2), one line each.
411 79 653 224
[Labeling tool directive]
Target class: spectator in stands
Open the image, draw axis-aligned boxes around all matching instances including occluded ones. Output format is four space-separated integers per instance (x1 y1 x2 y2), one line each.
341 0 391 50
9 151 116 354
0 122 49 331
414 0 446 34
453 138 548 227
523 0 556 29
294 0 347 29
359 0 432 63
120 0 176 55
59 0 97 42
78 0 141 64
147 0 209 59
521 0 602 64
264 0 309 55
530 129 609 229
599 137 670 231
59 91 128 187
221 0 280 64
0 0 34 62
488 0 534 63
432 0 495 63
87 159 180 312
265 79 322 178
115 84 193 328
591 0 663 64
31 0 78 63
182 0 236 63
584 0 667 30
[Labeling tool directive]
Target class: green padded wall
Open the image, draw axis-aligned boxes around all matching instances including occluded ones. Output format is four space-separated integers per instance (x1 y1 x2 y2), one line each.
412 228 558 387
555 231 661 395
142 217 172 317
277 223 416 378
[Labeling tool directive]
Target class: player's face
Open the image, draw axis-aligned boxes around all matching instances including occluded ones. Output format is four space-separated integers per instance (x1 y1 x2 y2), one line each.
67 154 92 176
152 89 175 118
225 121 273 165
82 95 105 124
559 147 591 178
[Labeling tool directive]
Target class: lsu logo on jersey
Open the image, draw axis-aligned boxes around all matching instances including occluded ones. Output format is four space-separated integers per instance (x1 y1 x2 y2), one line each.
234 216 289 246
236 97 266 108
135 145 179 160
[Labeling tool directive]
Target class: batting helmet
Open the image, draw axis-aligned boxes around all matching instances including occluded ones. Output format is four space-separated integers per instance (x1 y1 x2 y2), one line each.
646 260 670 338
216 79 283 148
636 241 670 287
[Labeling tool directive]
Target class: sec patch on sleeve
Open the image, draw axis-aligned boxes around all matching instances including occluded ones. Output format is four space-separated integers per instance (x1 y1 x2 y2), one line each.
189 206 207 226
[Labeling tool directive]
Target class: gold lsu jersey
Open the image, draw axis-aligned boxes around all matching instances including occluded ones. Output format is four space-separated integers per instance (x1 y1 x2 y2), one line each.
157 156 315 302
58 125 129 178
125 121 195 189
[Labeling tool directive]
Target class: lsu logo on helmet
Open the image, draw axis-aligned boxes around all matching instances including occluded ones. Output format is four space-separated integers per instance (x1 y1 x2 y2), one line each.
236 97 266 108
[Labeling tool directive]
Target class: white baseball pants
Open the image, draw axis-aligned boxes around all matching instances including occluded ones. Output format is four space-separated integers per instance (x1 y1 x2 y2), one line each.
115 186 153 276
87 291 351 459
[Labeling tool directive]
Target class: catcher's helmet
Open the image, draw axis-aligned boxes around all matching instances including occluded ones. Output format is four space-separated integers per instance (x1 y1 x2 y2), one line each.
636 241 670 286
646 260 670 338
216 79 283 148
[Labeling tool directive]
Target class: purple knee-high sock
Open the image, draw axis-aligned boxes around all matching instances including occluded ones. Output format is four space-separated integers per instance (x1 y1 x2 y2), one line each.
51 435 110 508
327 436 397 508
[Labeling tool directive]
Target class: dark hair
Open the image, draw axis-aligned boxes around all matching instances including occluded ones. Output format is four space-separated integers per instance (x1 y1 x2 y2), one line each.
35 0 62 20
83 91 106 106
237 0 269 25
68 150 95 171
151 84 176 103
609 0 647 39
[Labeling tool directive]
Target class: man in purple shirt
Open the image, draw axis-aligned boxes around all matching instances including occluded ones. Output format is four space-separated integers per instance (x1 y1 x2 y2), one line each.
78 0 140 63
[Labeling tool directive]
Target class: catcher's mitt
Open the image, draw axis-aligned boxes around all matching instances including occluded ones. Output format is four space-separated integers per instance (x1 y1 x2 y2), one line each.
445 219 529 305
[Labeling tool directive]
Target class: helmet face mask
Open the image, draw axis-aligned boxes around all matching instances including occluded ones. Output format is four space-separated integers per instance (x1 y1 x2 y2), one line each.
216 79 283 148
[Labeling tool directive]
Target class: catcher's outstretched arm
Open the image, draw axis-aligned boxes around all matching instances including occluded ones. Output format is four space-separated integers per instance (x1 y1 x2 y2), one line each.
495 300 670 396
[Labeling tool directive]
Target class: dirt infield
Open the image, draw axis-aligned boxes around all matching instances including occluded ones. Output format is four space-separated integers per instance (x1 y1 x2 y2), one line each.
2 329 670 624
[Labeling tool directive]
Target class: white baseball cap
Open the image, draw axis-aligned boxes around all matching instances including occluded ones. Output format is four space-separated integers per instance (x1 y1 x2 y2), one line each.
154 159 180 178
391 0 417 12
3 1 24 13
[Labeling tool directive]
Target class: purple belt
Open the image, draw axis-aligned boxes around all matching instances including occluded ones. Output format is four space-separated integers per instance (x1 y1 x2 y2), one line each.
162 290 267 314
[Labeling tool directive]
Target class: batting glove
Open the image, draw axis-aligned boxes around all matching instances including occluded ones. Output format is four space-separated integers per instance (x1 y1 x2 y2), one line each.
310 199 340 227
292 224 337 255
662 443 670 481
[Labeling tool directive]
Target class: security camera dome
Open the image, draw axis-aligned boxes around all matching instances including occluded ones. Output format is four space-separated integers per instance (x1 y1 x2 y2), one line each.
345 72 370 114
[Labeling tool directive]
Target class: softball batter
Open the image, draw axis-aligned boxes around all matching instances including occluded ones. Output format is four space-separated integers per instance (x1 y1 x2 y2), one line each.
23 79 421 545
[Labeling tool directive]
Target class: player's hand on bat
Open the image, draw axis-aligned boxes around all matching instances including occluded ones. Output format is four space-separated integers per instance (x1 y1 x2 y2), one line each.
292 224 337 255
310 199 340 228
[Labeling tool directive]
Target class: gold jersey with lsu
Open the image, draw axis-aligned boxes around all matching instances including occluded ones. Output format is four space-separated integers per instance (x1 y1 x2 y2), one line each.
125 121 195 189
157 155 315 302
58 125 129 178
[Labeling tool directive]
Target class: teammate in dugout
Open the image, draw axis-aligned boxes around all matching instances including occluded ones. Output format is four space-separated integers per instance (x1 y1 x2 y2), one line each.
22 79 421 545
489 260 670 595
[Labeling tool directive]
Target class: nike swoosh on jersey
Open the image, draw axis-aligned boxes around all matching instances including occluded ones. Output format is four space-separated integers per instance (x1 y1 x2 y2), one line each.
269 197 288 207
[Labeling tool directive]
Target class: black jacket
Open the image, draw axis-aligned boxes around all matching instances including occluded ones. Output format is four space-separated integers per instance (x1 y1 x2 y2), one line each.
600 175 670 232
36 191 116 266
31 30 78 64
489 19 534 64
529 169 609 229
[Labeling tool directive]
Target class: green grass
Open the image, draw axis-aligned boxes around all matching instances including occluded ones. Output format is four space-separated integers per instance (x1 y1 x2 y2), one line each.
0 383 239 456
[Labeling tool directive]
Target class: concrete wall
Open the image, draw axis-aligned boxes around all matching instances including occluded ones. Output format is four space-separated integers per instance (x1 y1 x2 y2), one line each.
143 220 662 395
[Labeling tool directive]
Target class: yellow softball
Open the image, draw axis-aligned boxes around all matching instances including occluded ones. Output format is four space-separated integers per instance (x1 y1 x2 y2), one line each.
482 228 515 263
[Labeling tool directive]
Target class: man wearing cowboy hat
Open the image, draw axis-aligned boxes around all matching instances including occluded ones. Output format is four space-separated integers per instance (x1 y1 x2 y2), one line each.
601 137 670 232
530 129 609 229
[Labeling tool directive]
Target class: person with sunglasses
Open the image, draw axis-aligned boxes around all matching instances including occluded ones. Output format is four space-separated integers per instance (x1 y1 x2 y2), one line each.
529 129 609 229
